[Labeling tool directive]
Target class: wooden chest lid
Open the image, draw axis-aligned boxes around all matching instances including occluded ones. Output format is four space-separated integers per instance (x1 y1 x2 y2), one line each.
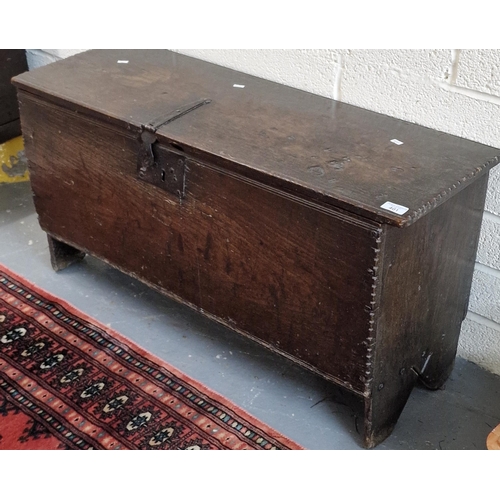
13 49 500 227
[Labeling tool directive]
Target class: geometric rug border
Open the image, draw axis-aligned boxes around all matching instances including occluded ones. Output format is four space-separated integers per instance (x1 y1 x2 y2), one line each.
0 261 304 450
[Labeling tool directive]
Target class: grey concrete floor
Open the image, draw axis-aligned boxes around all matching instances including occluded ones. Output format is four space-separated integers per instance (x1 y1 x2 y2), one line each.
1 180 500 450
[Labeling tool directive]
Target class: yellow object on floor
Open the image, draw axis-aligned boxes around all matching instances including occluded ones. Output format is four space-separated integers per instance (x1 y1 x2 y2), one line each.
0 136 29 184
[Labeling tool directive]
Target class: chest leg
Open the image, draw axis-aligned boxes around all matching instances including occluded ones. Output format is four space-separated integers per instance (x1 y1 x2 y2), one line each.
47 234 86 272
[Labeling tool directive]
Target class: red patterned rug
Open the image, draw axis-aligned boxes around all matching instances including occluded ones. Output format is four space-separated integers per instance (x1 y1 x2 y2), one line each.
0 264 302 450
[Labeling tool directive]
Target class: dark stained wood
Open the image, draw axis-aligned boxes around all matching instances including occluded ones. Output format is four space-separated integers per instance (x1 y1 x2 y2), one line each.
0 49 28 143
363 175 489 447
12 50 500 227
20 91 380 393
13 50 500 447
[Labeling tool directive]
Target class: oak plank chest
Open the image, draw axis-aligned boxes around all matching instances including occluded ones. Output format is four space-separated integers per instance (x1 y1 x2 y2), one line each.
13 50 500 447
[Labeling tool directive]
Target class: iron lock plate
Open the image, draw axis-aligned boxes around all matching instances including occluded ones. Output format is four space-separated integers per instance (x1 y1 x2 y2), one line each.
136 98 211 199
137 133 186 198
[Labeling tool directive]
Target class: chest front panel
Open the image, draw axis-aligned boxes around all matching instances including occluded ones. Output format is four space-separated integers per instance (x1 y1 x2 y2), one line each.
20 91 381 394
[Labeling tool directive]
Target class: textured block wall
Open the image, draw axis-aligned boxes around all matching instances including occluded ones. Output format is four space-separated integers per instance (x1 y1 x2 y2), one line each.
26 49 500 375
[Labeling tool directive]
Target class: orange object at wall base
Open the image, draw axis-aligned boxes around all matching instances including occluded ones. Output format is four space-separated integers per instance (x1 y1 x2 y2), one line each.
487 424 500 450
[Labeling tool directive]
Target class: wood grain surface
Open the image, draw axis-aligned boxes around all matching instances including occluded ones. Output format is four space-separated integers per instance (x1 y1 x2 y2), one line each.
13 49 500 227
364 176 489 447
15 50 499 447
20 91 380 394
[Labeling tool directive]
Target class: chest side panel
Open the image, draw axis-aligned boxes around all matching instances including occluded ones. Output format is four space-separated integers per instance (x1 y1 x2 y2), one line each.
20 92 381 394
362 175 490 445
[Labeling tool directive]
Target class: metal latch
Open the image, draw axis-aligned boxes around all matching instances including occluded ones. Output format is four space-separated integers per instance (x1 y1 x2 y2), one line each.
137 98 211 198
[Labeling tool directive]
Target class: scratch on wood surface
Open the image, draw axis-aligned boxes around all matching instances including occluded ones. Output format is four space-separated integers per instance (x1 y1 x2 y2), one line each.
196 253 203 310
79 151 86 169
151 212 170 228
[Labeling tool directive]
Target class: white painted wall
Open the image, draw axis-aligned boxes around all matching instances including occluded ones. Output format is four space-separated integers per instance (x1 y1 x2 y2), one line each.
26 49 500 376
